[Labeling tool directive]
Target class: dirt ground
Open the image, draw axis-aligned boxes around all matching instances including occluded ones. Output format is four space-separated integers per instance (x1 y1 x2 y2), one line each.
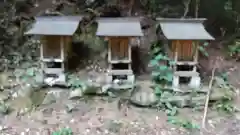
1 91 240 135
1 73 240 135
0 48 240 135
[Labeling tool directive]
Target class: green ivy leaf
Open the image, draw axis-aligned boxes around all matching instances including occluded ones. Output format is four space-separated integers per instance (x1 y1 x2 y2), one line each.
154 86 162 95
165 102 173 109
52 132 60 135
198 46 209 57
149 60 159 66
169 60 176 65
155 54 164 60
191 123 200 129
165 73 173 82
167 116 179 124
158 65 168 71
203 42 209 47
153 47 161 53
170 106 178 116
162 55 170 60
26 68 35 76
151 71 160 77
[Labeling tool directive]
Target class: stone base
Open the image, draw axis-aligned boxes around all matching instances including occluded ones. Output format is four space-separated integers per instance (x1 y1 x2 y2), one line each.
106 74 135 83
105 73 135 89
188 76 201 89
44 73 66 86
172 76 201 89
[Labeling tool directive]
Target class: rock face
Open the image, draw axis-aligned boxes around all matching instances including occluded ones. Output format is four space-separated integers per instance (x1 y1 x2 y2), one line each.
130 90 158 107
42 93 56 105
0 91 10 101
130 81 158 107
0 73 12 89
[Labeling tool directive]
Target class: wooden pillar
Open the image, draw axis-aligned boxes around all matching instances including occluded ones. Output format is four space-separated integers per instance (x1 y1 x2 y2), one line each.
173 40 178 72
60 36 64 71
108 37 112 70
128 38 132 69
40 37 44 74
193 41 199 72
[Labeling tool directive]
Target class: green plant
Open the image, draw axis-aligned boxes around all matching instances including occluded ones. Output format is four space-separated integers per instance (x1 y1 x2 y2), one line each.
198 42 209 57
149 41 174 88
67 74 87 90
0 101 11 115
52 128 73 135
214 100 236 113
228 40 240 59
13 67 42 87
149 41 178 116
167 116 200 129
213 75 236 114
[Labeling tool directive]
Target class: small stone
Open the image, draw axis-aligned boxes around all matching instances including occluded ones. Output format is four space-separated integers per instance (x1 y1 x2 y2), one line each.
65 103 78 113
25 128 30 132
42 108 54 115
97 130 101 134
70 119 75 123
69 89 83 100
104 129 109 134
0 126 3 131
86 128 90 133
12 92 18 98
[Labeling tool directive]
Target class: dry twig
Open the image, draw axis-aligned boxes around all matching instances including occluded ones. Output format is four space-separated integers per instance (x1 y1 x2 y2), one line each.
201 57 220 130
182 0 191 18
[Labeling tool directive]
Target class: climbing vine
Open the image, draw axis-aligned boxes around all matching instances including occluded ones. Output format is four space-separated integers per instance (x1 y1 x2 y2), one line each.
67 74 87 91
150 40 174 89
149 41 202 129
149 40 177 115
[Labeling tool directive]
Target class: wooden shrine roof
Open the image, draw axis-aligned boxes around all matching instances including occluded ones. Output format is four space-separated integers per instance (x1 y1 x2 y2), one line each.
25 16 83 36
157 18 214 40
96 17 143 37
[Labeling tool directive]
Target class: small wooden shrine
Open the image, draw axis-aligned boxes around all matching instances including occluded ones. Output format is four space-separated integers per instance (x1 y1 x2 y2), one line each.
96 17 143 88
25 16 82 85
157 18 214 89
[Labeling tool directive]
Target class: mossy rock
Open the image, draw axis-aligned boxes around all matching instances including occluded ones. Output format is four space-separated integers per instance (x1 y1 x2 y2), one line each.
0 73 11 89
0 103 11 115
69 88 83 100
0 91 10 101
9 96 33 113
42 93 56 105
83 86 102 94
130 91 158 107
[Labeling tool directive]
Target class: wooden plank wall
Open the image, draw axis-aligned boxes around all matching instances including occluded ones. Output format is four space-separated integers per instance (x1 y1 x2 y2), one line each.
109 37 129 59
171 40 195 61
41 36 72 59
63 36 72 59
42 36 61 59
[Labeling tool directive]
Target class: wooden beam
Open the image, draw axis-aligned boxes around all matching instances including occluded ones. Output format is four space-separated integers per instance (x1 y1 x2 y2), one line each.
128 38 132 69
176 61 197 65
174 71 199 77
108 70 133 75
108 38 112 70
